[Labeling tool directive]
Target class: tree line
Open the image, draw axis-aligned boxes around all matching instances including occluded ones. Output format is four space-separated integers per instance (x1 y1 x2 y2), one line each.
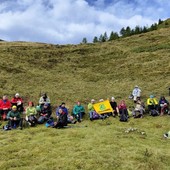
81 19 166 44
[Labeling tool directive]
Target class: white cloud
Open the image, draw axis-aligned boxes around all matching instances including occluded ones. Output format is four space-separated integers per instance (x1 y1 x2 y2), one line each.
0 0 169 44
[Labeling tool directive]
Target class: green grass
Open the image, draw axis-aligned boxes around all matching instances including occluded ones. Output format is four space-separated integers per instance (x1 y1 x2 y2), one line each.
0 26 170 169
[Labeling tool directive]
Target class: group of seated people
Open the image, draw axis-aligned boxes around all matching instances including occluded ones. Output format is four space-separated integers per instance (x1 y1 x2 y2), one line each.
88 91 169 122
0 89 169 130
0 93 86 130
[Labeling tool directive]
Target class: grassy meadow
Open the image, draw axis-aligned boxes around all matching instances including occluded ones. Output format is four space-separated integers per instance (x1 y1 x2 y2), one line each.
0 24 170 170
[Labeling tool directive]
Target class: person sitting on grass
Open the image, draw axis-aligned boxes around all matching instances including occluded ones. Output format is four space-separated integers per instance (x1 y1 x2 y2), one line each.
72 101 85 122
11 93 24 113
147 95 159 116
132 99 145 118
38 102 52 124
88 99 95 121
56 102 76 124
158 96 169 116
54 108 68 128
7 105 22 130
88 99 105 121
110 97 119 117
118 100 128 122
0 95 11 120
39 93 50 108
25 101 37 127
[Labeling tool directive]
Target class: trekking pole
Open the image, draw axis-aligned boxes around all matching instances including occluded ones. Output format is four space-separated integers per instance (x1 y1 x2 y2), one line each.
169 87 170 96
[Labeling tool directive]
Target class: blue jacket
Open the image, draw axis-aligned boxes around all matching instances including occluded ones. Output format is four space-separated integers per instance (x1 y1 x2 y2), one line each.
56 106 68 116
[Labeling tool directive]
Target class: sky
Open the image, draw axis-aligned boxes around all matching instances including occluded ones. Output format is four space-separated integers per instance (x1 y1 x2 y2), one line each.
0 0 169 44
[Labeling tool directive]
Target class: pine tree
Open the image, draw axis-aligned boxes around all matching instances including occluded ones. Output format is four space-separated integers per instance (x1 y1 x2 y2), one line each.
99 34 104 42
142 26 148 33
109 31 119 41
103 32 108 42
82 37 87 44
125 26 131 36
158 19 163 25
120 27 126 37
149 23 158 31
93 36 98 43
134 26 140 34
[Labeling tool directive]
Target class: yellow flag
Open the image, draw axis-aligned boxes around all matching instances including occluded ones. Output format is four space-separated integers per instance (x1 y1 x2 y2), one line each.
93 100 113 114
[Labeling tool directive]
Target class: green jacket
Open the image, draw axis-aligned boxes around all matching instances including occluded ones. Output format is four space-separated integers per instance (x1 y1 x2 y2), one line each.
88 103 94 112
7 110 21 120
26 107 37 116
73 105 85 115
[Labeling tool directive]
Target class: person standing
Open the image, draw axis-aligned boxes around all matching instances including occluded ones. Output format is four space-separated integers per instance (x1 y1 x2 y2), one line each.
132 85 141 102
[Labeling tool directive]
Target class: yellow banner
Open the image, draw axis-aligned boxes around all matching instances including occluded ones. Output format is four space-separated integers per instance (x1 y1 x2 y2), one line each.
93 100 113 114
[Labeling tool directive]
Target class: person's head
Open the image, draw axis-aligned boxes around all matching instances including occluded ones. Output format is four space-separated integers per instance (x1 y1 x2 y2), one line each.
111 97 115 102
61 102 65 108
58 108 63 114
120 100 125 105
12 105 17 111
91 99 95 104
77 101 81 106
44 102 49 108
2 95 7 100
150 95 154 99
135 85 138 88
42 93 47 98
99 99 104 102
15 93 20 98
161 96 165 100
28 101 34 107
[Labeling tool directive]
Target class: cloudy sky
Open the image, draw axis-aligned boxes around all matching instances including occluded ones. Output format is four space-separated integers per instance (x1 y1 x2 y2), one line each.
0 0 169 44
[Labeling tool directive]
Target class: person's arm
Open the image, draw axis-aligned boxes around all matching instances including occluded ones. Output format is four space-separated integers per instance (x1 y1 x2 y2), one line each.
11 98 16 105
47 98 50 104
81 106 85 112
7 111 10 119
154 98 158 105
147 98 151 105
39 97 44 105
7 101 11 109
47 109 52 117
25 107 29 116
16 112 21 120
73 106 77 115
56 108 59 117
34 107 37 115
88 103 93 111
7 111 13 120
132 89 135 96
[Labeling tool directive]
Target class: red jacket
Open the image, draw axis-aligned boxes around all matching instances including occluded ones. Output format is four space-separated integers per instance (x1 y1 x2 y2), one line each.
0 99 11 109
11 97 23 105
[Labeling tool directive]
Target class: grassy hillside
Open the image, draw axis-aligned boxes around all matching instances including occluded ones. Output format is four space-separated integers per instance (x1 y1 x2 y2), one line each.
0 27 170 106
0 27 170 170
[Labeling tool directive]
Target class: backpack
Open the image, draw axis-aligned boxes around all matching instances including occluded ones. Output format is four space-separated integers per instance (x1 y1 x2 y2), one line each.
119 113 128 122
45 117 54 127
150 109 159 116
3 125 12 131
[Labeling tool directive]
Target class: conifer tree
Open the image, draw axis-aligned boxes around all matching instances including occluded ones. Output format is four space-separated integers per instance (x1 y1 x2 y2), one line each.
109 31 119 41
93 36 98 43
82 37 87 44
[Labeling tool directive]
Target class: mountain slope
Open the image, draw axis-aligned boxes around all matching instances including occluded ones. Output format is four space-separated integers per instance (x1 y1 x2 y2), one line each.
0 28 169 106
